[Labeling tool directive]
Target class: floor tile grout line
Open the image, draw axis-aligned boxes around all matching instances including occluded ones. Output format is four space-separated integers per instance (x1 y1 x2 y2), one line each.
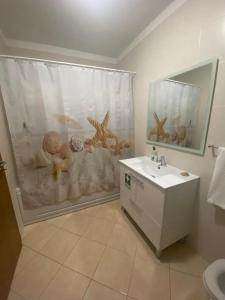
35 243 108 300
90 243 135 296
22 223 60 253
83 215 116 245
20 200 206 300
169 267 203 278
12 250 61 300
60 264 99 281
90 243 106 277
9 289 27 300
26 234 84 267
12 246 39 279
169 265 172 300
62 238 106 279
91 243 108 280
36 260 62 300
14 202 134 299
12 247 36 276
22 200 121 241
82 277 93 300
37 227 82 257
22 201 124 234
91 278 129 297
23 228 138 270
20 237 204 294
126 234 138 299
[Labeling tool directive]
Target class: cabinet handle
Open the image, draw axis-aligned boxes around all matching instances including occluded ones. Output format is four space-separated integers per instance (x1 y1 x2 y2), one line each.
128 172 144 188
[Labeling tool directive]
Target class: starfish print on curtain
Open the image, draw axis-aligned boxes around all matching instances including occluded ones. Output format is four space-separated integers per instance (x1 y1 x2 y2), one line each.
87 112 116 147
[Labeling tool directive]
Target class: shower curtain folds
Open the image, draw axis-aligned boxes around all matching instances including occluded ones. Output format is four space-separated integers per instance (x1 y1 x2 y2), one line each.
0 57 134 223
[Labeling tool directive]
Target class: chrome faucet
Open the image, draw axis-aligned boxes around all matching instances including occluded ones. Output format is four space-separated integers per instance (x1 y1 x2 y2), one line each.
158 155 167 167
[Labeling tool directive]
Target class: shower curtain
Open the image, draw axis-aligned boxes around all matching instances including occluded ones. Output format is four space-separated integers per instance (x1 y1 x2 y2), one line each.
0 58 133 213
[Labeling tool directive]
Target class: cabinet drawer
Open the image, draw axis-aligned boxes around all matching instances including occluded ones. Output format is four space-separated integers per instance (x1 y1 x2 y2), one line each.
121 187 161 250
140 213 161 249
120 187 143 220
120 165 165 226
139 181 165 226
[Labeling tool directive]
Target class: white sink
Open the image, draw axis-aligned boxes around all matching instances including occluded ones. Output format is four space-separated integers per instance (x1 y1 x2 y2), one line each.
119 156 199 189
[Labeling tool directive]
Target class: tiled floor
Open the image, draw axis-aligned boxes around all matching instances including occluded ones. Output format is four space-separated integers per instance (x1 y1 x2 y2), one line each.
9 200 208 300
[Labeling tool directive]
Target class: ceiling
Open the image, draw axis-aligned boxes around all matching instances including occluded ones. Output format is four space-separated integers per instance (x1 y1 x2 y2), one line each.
0 0 174 58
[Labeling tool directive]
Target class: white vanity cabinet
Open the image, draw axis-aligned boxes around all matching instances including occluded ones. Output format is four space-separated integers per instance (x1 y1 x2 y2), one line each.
119 159 199 256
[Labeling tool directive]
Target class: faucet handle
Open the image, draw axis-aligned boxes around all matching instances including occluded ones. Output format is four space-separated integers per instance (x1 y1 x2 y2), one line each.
160 155 166 166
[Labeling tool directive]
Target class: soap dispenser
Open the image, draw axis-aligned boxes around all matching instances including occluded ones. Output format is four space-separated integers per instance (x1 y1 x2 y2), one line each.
151 146 158 161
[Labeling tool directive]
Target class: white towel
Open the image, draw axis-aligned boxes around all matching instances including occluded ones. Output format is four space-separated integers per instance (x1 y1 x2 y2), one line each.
208 147 225 210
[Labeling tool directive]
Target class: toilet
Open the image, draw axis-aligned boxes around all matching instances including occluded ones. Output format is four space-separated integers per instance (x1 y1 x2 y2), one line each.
203 259 225 300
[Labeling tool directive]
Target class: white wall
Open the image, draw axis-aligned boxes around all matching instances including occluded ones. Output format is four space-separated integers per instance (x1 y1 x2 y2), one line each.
6 46 116 69
0 40 5 53
0 32 6 54
119 0 225 261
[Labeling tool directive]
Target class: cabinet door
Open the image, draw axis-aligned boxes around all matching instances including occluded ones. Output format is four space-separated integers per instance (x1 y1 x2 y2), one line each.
127 171 165 226
120 166 162 250
120 166 143 219
140 181 165 226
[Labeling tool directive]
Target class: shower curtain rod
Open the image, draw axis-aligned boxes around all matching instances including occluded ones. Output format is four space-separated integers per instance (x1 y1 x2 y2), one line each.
0 55 136 76
165 79 200 88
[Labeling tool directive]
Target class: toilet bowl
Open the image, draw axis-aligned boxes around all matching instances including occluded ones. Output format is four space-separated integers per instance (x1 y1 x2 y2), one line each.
203 259 225 300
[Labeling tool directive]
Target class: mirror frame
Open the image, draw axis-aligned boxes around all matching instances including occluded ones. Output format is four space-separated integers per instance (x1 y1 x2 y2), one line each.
146 58 219 156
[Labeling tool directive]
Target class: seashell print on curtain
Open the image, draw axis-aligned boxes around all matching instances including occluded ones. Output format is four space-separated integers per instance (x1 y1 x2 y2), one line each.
0 58 134 216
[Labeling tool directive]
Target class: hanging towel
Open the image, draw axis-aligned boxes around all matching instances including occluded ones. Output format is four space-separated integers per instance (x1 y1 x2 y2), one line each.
208 147 225 210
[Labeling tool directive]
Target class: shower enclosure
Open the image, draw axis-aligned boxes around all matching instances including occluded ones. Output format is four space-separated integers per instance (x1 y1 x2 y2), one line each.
0 56 134 224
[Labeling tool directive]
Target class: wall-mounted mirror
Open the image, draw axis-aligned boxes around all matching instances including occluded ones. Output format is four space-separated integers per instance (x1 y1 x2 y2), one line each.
146 58 218 155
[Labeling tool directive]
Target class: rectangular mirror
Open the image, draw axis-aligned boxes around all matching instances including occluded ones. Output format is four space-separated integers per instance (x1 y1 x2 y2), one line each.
146 58 218 155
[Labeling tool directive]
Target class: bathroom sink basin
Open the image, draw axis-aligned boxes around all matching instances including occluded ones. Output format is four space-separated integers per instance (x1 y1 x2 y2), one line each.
129 158 172 177
119 156 199 189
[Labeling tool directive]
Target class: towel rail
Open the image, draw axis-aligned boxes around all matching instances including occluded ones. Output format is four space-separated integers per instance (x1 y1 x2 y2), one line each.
208 145 218 157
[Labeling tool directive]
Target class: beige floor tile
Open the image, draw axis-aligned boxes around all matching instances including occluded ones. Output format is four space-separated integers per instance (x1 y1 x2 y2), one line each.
136 237 169 267
82 205 101 217
61 212 93 235
12 254 60 300
7 290 24 300
45 213 72 228
170 270 208 300
22 223 57 251
22 223 39 239
39 266 90 300
128 256 170 300
84 281 126 300
114 209 131 227
108 199 121 210
96 203 118 222
84 218 115 244
165 243 208 276
94 247 133 294
107 223 138 257
16 201 209 300
14 246 36 275
64 237 105 277
115 208 141 236
39 229 80 263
